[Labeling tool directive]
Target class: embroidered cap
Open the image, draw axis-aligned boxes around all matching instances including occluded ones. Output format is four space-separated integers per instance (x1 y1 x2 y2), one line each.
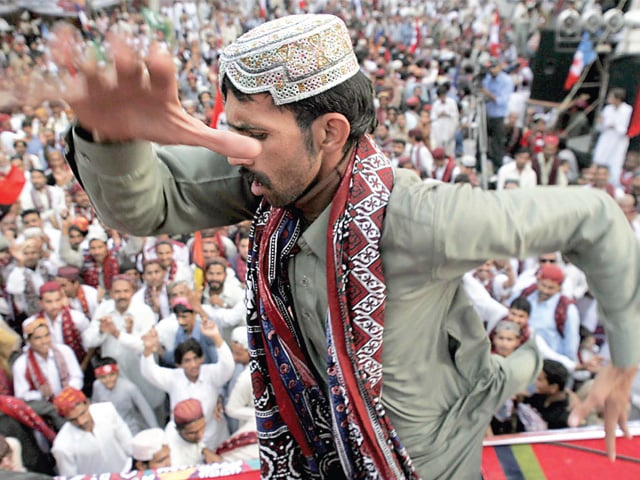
53 387 86 418
219 14 359 106
22 317 48 339
94 363 119 378
39 281 62 297
231 326 248 350
56 266 80 282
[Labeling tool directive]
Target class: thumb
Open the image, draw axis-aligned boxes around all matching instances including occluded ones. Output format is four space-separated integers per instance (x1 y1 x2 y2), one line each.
568 397 595 428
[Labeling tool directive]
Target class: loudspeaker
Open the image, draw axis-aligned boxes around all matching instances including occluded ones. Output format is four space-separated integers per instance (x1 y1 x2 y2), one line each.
529 29 601 104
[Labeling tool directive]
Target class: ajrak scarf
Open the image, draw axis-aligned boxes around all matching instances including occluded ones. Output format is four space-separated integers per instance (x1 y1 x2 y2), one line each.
25 346 70 401
246 136 418 479
36 309 86 362
82 252 119 290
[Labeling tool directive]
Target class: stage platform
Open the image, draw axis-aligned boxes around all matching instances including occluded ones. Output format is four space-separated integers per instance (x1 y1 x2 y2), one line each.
482 421 640 479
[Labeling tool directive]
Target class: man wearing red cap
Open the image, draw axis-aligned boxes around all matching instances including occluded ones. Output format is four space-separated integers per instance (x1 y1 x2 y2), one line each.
55 266 99 319
518 264 580 363
430 147 460 183
165 398 218 467
51 386 133 476
22 281 89 367
531 134 568 186
12 317 83 402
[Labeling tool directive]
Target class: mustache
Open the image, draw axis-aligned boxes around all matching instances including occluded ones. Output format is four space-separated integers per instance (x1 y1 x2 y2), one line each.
239 167 271 188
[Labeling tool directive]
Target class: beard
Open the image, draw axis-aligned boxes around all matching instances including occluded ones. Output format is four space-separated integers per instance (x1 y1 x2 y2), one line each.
238 166 272 189
208 281 223 294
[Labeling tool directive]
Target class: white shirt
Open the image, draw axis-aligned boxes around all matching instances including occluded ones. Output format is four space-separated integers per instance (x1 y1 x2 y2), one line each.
51 402 132 476
496 161 538 190
6 263 56 314
83 299 165 408
69 284 99 319
24 309 90 348
140 343 235 449
12 344 83 401
19 184 66 221
165 420 204 468
132 284 170 320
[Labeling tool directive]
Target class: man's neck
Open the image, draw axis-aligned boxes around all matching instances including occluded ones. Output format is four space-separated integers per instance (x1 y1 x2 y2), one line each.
293 148 352 223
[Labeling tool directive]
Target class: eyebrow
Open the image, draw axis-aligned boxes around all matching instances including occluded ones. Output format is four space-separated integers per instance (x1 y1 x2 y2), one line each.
226 121 267 133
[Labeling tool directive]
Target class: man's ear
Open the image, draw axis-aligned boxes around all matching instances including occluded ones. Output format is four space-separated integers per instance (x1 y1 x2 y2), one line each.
312 113 351 154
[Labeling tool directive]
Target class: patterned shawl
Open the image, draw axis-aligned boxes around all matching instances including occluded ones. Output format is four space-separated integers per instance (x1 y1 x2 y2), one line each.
245 136 418 479
82 251 119 290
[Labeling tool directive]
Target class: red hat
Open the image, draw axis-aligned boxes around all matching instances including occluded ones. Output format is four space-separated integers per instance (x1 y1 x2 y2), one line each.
56 266 80 282
431 147 446 160
543 135 560 147
39 281 62 297
68 182 84 196
171 296 194 312
71 216 89 232
174 398 203 427
53 387 87 418
538 263 564 284
406 96 420 107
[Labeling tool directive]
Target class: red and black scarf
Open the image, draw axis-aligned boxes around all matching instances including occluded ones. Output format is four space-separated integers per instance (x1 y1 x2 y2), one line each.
245 136 418 479
37 309 86 362
25 346 70 401
82 252 119 290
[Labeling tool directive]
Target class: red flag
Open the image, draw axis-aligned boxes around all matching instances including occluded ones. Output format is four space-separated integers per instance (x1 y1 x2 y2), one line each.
409 18 420 54
489 11 500 57
628 86 640 138
209 86 224 129
0 166 25 205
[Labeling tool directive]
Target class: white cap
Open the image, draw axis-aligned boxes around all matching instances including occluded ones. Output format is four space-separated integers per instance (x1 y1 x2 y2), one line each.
132 428 167 461
231 326 248 350
86 225 108 244
461 155 477 168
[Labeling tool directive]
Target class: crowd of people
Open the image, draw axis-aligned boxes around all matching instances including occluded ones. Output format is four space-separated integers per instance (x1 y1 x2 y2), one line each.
0 0 637 477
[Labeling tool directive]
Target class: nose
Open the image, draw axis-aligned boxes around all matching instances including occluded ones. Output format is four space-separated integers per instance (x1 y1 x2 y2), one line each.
227 154 254 168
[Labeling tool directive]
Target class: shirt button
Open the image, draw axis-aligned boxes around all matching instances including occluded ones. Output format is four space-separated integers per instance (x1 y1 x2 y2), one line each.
301 276 310 287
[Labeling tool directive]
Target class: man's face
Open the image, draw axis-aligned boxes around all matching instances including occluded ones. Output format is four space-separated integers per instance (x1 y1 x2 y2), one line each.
22 213 41 229
205 264 226 292
14 142 26 155
537 278 561 301
237 238 249 261
514 152 530 170
177 417 206 444
68 229 85 248
67 401 94 432
534 370 554 395
231 342 250 366
542 142 558 158
110 279 134 312
29 325 52 357
594 167 609 187
55 277 78 298
507 308 529 329
97 371 118 390
137 444 171 470
155 244 174 268
392 142 405 157
40 290 64 319
43 130 56 146
202 242 220 262
143 262 165 288
0 214 17 236
30 171 47 190
47 152 64 169
22 243 41 268
180 351 204 382
225 91 324 207
493 329 520 357
168 283 190 304
89 239 108 264
177 311 196 335
73 191 91 208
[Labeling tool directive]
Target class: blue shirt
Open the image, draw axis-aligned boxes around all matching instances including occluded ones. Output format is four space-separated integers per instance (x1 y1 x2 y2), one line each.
527 291 580 361
162 317 218 366
483 71 513 118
